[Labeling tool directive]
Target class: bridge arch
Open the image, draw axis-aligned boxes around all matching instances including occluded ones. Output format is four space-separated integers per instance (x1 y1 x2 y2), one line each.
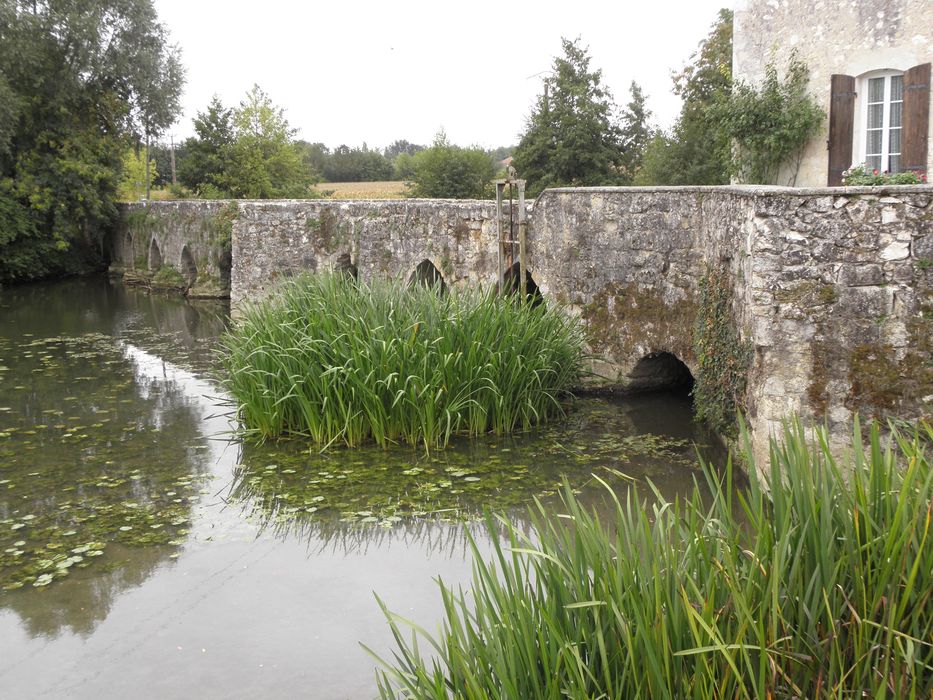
148 238 162 271
502 261 543 308
180 245 198 287
627 351 694 394
408 259 446 293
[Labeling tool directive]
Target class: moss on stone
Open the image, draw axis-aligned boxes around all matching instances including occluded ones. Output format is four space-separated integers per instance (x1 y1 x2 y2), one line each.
775 280 837 307
579 282 698 377
692 267 752 437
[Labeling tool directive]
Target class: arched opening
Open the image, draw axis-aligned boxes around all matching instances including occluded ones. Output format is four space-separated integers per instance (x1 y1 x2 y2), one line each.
408 259 446 294
180 245 198 287
334 252 358 281
627 352 694 395
218 249 232 288
148 238 162 271
502 262 543 308
123 232 135 267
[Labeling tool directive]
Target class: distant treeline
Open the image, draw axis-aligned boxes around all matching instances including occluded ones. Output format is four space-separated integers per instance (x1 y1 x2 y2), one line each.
147 137 514 188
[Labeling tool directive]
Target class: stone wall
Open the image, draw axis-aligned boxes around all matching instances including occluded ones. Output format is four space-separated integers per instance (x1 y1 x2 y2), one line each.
114 184 933 466
733 0 933 187
110 201 234 298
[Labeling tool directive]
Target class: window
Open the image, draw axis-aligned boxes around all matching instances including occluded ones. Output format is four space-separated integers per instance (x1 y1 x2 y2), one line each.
860 72 903 173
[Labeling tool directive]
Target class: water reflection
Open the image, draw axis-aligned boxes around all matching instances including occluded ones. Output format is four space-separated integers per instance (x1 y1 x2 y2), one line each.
0 279 227 634
0 276 733 699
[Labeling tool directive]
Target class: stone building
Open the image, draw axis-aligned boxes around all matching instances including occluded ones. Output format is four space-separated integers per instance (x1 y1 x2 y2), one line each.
733 0 931 186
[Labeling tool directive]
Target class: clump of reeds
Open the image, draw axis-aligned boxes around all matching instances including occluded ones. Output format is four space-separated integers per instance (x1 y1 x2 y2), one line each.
218 273 585 449
370 418 933 699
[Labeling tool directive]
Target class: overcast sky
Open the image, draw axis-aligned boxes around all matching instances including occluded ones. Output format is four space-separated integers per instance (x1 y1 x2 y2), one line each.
153 0 732 150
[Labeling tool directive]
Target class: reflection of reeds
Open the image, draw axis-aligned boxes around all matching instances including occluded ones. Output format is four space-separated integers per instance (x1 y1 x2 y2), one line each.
372 418 933 699
225 460 537 557
218 274 585 449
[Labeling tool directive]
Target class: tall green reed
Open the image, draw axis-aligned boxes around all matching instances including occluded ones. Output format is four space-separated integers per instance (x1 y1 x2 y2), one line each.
369 418 933 699
218 273 586 449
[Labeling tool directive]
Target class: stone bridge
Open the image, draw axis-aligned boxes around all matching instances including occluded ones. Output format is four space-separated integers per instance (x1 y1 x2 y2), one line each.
111 185 933 464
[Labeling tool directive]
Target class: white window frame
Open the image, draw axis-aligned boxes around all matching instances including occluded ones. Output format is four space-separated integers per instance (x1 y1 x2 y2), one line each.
853 69 904 173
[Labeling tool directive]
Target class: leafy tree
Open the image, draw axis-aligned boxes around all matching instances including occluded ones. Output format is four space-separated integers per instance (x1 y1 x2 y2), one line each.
619 82 652 183
407 131 496 199
177 97 234 194
635 9 732 185
295 141 329 180
222 85 316 198
117 147 158 201
0 0 184 283
713 54 824 184
512 38 623 195
179 87 317 198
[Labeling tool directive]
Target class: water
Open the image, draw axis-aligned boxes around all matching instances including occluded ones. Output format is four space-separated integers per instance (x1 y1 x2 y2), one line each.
0 277 725 699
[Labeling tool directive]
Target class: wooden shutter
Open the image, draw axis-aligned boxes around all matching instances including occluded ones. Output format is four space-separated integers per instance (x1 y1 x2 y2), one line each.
827 74 856 186
902 63 930 175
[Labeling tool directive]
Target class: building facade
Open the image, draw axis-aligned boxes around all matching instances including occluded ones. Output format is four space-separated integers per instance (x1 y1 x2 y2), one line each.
733 0 931 186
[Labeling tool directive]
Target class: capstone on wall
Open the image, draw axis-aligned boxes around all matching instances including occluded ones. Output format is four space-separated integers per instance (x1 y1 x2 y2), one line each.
733 0 933 186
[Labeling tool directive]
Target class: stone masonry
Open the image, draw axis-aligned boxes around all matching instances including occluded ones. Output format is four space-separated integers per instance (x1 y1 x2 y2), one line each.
113 185 933 466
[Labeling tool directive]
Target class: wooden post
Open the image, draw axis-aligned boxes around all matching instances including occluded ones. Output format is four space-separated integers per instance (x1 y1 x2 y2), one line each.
495 181 504 293
517 180 527 304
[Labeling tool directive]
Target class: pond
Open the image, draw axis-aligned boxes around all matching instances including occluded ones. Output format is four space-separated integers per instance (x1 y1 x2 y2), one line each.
0 277 726 699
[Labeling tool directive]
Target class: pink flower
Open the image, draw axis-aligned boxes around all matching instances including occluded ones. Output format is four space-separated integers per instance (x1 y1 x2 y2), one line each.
873 169 879 175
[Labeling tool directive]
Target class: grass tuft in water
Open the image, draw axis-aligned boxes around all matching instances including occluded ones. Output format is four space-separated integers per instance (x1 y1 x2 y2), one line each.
219 274 586 449
368 417 933 699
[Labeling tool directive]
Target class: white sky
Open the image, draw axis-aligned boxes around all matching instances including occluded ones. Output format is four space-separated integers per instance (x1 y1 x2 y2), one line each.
153 0 732 150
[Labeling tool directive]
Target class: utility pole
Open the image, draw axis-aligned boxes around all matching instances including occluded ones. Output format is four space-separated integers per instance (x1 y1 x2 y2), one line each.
170 134 177 186
145 131 151 201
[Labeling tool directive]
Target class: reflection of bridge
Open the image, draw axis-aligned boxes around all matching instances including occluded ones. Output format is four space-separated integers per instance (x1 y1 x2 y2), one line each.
111 185 933 463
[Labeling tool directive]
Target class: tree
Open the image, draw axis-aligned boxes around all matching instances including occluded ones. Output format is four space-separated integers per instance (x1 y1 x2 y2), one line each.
407 131 496 199
635 9 732 185
117 147 158 201
0 0 184 283
321 144 394 182
179 87 317 199
222 85 315 198
384 140 424 160
619 82 652 183
512 38 623 195
177 97 235 195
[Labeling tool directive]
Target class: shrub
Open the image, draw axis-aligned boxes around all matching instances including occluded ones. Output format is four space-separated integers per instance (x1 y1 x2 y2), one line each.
218 274 585 449
371 418 933 699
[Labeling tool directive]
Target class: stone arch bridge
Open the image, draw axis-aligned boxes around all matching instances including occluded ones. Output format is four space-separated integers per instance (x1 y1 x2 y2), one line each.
111 185 933 462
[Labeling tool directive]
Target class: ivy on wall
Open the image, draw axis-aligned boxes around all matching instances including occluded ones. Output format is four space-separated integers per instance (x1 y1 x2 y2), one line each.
693 266 752 436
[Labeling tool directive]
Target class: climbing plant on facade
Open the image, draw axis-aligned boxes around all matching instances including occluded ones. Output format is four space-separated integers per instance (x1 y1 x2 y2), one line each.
714 54 824 185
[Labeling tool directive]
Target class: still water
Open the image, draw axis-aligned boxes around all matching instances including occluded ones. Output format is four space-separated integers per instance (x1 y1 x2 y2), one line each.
0 277 725 699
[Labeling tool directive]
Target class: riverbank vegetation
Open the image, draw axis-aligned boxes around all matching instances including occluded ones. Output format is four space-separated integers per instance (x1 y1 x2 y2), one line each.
218 274 585 449
0 0 183 283
372 418 933 699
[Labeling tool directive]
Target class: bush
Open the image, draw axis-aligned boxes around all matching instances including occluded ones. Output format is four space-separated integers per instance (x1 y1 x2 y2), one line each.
218 274 585 449
371 418 933 699
407 132 496 199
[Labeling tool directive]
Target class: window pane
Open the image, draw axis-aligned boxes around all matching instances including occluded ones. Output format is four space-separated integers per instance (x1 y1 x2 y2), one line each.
866 129 882 155
867 155 882 171
868 77 884 102
888 154 901 173
890 75 903 101
868 103 884 128
890 101 902 128
889 127 901 154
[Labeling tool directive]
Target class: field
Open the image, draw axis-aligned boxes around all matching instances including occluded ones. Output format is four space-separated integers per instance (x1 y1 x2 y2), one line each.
313 180 409 199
